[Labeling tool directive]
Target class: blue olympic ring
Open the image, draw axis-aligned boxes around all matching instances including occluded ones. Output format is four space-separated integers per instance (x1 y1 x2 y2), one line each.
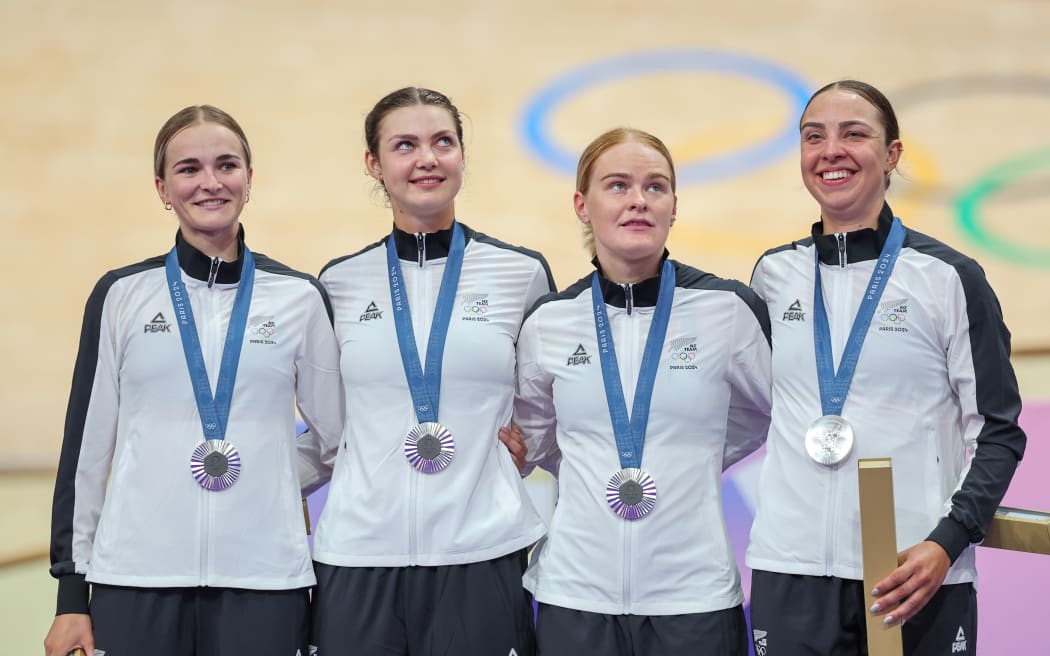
520 49 812 185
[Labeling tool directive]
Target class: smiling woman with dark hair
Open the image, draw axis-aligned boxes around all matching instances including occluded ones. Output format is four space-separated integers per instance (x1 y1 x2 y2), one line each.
746 80 1027 655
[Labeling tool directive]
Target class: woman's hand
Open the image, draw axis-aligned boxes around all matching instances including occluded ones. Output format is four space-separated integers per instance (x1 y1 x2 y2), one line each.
44 613 93 656
498 424 528 472
869 540 951 626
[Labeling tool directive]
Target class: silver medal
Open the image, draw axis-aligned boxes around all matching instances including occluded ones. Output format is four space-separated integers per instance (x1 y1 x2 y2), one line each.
403 422 455 473
190 439 241 491
606 468 657 520
805 415 854 465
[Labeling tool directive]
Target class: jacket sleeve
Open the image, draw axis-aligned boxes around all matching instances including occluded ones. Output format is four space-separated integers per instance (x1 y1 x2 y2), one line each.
49 274 122 615
514 311 561 477
295 282 344 496
519 255 556 331
925 260 1026 562
723 286 773 471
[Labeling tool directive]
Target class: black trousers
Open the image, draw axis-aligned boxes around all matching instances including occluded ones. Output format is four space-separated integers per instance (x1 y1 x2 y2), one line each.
90 584 310 656
311 549 535 655
536 602 748 656
749 570 977 655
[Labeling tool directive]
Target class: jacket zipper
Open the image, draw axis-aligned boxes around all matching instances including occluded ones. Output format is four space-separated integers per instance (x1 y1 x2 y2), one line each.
621 302 641 611
825 236 848 574
408 236 428 564
207 256 221 288
416 233 426 268
200 280 222 584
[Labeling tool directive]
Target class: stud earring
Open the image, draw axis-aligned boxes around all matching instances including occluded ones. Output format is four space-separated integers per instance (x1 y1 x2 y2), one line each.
164 201 172 211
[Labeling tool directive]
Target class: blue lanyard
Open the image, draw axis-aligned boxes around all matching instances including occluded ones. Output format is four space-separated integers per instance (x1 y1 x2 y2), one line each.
165 246 255 441
592 259 675 470
386 222 466 424
813 217 905 416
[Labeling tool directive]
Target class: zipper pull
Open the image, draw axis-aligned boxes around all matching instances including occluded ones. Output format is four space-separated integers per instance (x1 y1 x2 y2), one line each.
623 283 634 316
207 257 221 288
837 233 847 268
416 233 426 268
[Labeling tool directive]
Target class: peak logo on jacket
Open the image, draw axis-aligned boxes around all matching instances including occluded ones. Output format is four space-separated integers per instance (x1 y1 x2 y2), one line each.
248 316 278 345
567 344 591 366
877 298 909 333
144 312 172 333
359 301 383 322
782 299 805 322
460 293 489 322
667 336 698 370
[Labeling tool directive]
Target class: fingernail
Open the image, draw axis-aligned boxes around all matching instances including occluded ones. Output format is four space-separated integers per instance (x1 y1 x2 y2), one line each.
901 618 907 626
884 615 894 625
870 603 880 613
871 588 880 596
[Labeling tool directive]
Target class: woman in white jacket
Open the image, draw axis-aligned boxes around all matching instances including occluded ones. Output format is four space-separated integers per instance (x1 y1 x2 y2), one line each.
746 79 1027 655
44 105 343 656
308 87 554 656
513 127 772 656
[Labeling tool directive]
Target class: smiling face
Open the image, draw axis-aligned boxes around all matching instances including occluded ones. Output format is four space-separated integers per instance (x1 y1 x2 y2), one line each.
365 104 464 232
799 88 902 231
575 139 677 283
155 121 252 250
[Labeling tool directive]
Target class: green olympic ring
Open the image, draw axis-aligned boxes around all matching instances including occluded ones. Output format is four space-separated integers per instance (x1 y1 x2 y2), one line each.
956 148 1050 269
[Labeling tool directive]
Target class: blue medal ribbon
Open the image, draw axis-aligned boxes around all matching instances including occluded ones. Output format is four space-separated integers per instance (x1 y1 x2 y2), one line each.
592 259 675 470
386 222 465 424
813 217 905 416
166 246 255 441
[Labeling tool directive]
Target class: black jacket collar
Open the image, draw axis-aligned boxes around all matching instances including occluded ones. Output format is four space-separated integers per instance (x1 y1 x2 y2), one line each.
174 226 246 283
389 222 474 261
592 250 671 308
811 203 895 265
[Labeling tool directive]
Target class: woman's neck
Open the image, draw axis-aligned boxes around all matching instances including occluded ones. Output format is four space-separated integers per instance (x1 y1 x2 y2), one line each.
820 215 879 235
392 206 455 234
181 225 240 261
819 198 884 234
597 253 662 285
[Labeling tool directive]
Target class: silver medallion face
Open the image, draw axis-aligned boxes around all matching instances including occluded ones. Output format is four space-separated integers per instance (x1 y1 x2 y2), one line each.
190 439 241 491
606 468 657 520
804 415 854 466
403 422 455 473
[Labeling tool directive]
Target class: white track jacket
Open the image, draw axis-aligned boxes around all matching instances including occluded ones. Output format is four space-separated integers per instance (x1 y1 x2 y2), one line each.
515 258 772 615
309 223 554 567
746 205 1026 584
50 230 343 614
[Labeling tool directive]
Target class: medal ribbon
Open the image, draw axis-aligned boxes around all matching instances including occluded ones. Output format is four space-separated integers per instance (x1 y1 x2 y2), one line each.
165 246 255 441
592 259 675 470
387 222 465 424
813 217 905 416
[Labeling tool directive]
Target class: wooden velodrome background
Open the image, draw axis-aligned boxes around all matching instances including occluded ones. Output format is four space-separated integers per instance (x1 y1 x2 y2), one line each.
2 0 1048 652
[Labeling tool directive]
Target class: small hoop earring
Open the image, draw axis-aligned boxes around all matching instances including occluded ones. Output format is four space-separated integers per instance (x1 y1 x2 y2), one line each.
163 201 172 211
